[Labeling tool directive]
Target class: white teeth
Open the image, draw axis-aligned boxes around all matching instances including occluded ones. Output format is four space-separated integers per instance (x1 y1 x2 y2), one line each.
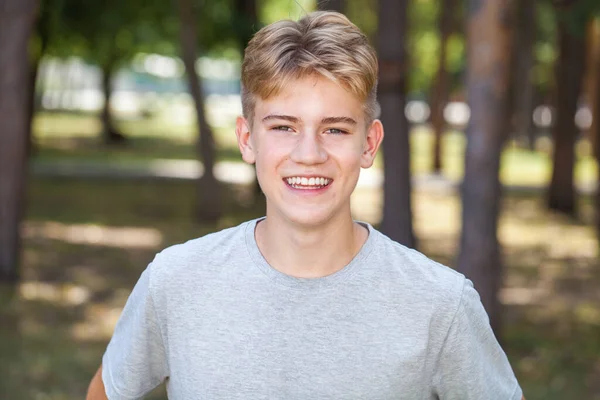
285 176 331 188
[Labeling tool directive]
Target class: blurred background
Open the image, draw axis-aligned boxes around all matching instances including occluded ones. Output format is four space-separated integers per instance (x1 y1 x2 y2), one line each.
1 0 600 398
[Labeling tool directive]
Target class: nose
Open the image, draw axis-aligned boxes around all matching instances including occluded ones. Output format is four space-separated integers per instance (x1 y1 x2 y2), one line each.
289 131 328 165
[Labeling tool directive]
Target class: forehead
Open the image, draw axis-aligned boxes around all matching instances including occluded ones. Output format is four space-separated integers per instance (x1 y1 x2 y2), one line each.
254 75 365 122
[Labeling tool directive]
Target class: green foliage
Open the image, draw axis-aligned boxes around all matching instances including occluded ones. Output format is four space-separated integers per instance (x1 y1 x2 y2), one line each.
533 1 558 96
260 0 315 24
559 0 600 37
407 0 465 96
346 0 378 39
38 0 247 69
408 0 437 94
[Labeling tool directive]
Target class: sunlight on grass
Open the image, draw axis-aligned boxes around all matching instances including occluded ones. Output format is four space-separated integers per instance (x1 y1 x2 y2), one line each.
23 222 163 249
19 281 91 307
71 303 124 341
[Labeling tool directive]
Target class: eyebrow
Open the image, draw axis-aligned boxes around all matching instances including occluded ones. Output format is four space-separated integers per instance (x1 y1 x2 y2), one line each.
261 115 357 125
321 116 357 126
262 114 299 123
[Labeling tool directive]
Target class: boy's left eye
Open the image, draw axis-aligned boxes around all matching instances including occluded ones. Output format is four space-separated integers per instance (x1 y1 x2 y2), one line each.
326 128 348 135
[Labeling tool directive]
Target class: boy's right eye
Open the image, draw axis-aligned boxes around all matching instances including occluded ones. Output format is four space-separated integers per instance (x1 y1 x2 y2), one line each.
272 126 293 132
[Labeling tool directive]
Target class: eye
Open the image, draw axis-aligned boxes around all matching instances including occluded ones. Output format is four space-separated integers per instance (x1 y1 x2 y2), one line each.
326 128 349 135
271 125 294 132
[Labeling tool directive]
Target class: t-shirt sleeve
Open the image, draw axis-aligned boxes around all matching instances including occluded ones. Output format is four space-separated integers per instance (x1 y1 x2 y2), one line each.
102 263 169 399
433 279 522 400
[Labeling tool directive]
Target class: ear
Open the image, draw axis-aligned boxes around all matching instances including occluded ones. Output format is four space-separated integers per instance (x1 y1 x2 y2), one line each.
235 116 256 164
361 119 384 168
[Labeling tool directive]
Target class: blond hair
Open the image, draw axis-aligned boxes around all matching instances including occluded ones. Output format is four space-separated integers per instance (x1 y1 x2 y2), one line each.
241 11 379 123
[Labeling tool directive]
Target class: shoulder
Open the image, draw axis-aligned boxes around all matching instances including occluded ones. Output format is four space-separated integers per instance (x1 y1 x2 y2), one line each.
158 220 250 262
146 219 255 289
370 227 467 305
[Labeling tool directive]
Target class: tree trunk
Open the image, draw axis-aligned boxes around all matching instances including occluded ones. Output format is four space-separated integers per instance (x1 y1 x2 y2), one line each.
316 0 345 12
457 0 513 336
586 20 600 160
512 1 536 149
176 0 222 222
234 0 265 203
235 0 258 50
27 1 51 157
590 22 600 241
26 59 39 157
547 17 587 215
0 0 39 282
377 0 415 248
100 60 127 145
430 0 454 173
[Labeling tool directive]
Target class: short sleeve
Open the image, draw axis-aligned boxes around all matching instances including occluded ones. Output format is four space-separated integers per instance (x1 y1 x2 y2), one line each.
433 279 522 400
102 263 169 399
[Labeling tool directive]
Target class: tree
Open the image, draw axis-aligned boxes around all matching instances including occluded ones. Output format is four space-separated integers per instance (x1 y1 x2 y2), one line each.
377 0 415 248
511 1 536 149
0 0 39 282
232 0 266 202
457 0 513 335
547 5 589 215
316 0 345 13
57 0 183 145
27 0 62 155
588 19 600 238
175 0 222 222
430 0 455 173
57 0 143 144
234 0 259 50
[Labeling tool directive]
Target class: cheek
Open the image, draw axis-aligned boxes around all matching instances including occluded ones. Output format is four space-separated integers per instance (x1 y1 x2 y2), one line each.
324 141 364 165
254 139 292 170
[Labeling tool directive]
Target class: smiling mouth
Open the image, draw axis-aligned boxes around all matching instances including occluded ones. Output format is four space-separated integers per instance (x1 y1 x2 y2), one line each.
284 176 332 189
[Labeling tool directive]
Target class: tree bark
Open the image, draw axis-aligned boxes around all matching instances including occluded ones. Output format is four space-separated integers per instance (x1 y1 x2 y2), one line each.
458 0 513 336
235 0 258 50
590 22 600 241
586 20 600 160
547 17 587 215
234 0 265 202
316 0 345 13
430 0 455 173
511 0 536 149
100 59 127 145
27 1 51 157
0 0 39 282
176 0 222 222
377 0 415 248
26 59 39 157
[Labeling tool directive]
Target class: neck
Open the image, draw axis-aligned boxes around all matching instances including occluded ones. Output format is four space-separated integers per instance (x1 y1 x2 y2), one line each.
255 211 368 278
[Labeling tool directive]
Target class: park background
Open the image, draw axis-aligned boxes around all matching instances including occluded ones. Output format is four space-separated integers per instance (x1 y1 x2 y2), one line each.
1 0 600 398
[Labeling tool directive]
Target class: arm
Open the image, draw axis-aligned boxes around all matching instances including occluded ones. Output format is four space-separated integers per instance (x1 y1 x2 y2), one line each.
86 365 108 400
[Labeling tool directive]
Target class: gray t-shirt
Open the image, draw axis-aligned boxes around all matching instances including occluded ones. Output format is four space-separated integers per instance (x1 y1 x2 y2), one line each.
102 218 522 399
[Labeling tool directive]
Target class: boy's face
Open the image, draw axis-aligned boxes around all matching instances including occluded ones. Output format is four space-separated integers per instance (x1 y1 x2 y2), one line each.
236 74 383 228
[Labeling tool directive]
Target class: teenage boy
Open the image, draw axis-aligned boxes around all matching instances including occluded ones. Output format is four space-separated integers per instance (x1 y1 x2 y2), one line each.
87 11 524 400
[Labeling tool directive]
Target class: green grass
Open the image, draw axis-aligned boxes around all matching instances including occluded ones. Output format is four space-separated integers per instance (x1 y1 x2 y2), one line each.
33 112 598 188
0 177 599 399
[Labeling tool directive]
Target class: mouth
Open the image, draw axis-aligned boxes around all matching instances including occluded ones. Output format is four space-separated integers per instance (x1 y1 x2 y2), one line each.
283 176 332 190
